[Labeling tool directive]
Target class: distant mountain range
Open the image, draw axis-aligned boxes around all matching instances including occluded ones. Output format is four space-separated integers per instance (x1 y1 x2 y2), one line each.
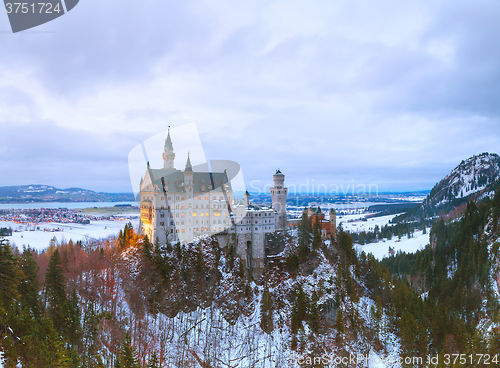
0 185 135 203
396 152 500 221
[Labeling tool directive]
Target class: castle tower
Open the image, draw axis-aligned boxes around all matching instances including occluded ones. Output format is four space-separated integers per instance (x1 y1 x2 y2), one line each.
271 169 288 229
243 190 250 207
329 208 337 240
184 152 193 186
162 128 175 169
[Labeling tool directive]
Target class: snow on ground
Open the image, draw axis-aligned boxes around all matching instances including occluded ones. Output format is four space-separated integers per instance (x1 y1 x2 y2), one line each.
337 212 430 260
355 230 430 260
0 218 139 251
339 214 397 233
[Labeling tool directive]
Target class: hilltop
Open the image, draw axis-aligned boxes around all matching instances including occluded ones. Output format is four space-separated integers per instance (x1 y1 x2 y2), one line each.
0 184 134 203
396 152 500 221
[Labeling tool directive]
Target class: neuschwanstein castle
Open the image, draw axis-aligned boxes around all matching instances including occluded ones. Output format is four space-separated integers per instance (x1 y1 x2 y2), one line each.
138 129 289 275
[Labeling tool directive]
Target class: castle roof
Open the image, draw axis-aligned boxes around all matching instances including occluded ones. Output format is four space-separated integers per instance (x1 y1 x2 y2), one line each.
185 153 193 172
165 129 174 151
146 167 231 194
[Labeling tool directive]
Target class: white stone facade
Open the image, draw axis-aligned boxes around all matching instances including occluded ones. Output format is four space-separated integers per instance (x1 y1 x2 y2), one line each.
139 130 288 276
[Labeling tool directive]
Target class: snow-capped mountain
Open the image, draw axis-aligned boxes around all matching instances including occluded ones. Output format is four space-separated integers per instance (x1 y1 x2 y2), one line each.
397 153 500 221
0 184 134 203
425 152 500 207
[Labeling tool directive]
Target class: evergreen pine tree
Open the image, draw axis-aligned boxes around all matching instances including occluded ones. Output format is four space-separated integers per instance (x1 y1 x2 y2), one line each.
335 308 344 335
116 332 139 368
83 302 106 368
310 290 320 334
260 286 274 333
19 248 40 319
0 239 19 316
45 248 68 336
312 214 322 250
66 289 82 349
142 235 152 260
298 210 311 262
148 351 159 368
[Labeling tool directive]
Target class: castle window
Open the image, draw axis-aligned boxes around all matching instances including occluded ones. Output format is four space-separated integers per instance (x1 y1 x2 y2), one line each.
205 196 209 200
161 206 164 210
255 228 258 231
181 196 185 200
171 229 173 233
181 213 184 217
206 213 209 216
181 229 185 233
219 227 221 231
168 196 171 200
160 222 164 226
220 196 223 200
213 196 216 200
193 213 197 217
160 213 165 218
201 213 204 217
181 205 185 209
161 196 164 200
197 196 201 200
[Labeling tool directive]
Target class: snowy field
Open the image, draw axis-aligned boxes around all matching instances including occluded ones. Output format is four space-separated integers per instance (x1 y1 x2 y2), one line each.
0 218 140 251
339 214 397 233
355 230 430 260
338 213 430 260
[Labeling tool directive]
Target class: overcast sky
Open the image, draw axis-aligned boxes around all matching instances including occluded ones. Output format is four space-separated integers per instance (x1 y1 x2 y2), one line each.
1 0 499 194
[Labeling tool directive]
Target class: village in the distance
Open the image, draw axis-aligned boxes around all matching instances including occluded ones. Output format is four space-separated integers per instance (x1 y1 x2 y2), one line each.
0 184 427 261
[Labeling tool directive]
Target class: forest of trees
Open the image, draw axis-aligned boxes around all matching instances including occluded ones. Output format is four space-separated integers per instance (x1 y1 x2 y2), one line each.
349 219 432 245
1 187 500 366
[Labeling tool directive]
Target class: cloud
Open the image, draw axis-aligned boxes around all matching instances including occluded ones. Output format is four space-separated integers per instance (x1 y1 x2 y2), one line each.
0 0 499 193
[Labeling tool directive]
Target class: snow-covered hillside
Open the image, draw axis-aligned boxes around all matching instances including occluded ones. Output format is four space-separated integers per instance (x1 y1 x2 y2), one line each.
426 152 500 207
397 153 500 222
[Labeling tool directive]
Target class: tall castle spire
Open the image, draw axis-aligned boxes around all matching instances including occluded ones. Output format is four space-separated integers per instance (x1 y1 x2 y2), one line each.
185 152 192 172
162 126 175 169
